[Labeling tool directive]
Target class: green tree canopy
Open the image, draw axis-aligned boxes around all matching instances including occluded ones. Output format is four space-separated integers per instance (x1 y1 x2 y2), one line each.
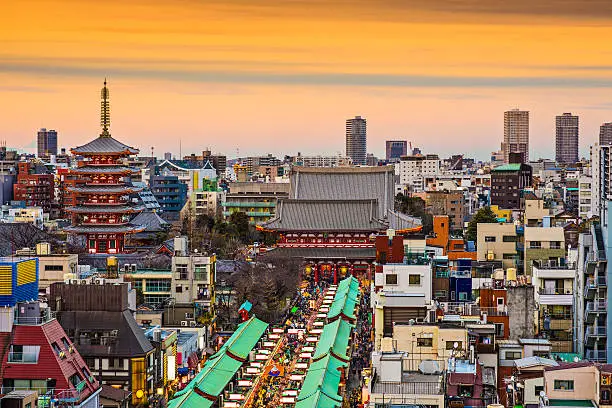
465 206 499 243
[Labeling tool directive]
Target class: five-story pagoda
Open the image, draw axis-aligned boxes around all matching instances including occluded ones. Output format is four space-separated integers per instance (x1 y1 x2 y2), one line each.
64 81 145 253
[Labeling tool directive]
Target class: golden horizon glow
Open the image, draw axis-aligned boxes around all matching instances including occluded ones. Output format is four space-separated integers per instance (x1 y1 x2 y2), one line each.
2 0 612 159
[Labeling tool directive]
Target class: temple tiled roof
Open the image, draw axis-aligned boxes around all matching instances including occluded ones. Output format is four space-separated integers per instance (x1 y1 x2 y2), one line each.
71 136 139 155
63 224 145 234
68 185 142 194
262 199 387 231
70 166 140 174
289 166 395 217
262 246 376 259
65 205 145 214
130 211 168 232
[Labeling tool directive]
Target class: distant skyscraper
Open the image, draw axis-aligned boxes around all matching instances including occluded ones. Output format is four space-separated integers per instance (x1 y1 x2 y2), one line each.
600 123 612 145
502 109 529 164
385 140 408 162
555 113 579 164
164 152 172 160
37 128 57 158
346 116 367 165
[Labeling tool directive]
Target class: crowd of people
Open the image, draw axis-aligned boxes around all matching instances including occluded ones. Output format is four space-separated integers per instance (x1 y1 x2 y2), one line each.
347 286 372 408
250 281 325 407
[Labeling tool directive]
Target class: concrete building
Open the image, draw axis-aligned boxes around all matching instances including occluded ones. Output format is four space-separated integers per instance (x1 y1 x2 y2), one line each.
524 227 566 275
600 122 612 145
490 162 533 210
291 153 352 168
170 237 216 319
37 128 57 158
385 140 408 162
544 363 600 404
477 223 519 270
149 174 188 214
13 162 54 213
396 154 441 193
532 261 575 352
424 191 467 232
373 240 433 345
502 109 530 163
524 198 551 227
346 115 367 165
555 113 579 164
222 182 290 224
579 176 592 219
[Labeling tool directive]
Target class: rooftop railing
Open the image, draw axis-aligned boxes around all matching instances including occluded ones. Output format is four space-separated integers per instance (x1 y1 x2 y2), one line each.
13 310 56 326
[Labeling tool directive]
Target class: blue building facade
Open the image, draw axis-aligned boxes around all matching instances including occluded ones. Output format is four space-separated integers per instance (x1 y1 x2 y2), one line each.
149 174 188 213
0 258 39 307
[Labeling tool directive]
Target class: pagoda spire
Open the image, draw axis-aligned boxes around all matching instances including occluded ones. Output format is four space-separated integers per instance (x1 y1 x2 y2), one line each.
100 78 111 137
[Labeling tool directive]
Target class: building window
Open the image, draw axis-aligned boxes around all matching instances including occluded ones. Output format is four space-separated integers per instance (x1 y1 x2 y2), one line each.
146 280 171 292
553 380 574 391
458 385 474 397
385 274 398 285
175 285 183 293
175 264 188 280
485 236 496 242
409 275 421 285
416 338 433 347
502 253 515 260
458 292 468 301
505 351 521 360
530 241 542 249
550 241 562 249
495 323 505 337
535 385 544 396
503 235 517 242
44 265 64 271
109 358 122 369
446 341 462 350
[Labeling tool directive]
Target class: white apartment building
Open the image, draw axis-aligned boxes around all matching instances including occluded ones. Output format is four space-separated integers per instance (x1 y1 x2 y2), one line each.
579 175 592 219
373 262 433 347
395 155 441 193
170 237 216 315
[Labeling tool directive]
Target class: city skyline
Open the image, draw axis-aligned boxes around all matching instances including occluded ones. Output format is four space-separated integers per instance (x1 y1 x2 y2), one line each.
3 0 612 159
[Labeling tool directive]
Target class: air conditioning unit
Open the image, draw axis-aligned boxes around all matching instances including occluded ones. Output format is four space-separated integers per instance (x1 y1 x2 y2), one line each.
181 321 188 327
131 264 137 272
80 280 88 285
189 321 197 327
69 279 79 285
416 317 425 323
95 278 105 285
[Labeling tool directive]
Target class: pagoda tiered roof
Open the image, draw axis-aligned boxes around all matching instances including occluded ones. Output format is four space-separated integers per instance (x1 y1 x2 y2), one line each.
63 224 146 234
70 166 140 175
68 185 142 194
65 205 145 214
71 136 139 155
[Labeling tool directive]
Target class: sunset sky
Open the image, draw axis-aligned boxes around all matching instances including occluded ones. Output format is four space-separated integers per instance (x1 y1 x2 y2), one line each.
3 0 612 160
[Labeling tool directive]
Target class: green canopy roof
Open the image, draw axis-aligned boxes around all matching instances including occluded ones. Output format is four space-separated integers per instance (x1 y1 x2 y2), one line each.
296 279 359 408
296 354 345 408
327 277 359 321
168 316 268 408
313 319 353 362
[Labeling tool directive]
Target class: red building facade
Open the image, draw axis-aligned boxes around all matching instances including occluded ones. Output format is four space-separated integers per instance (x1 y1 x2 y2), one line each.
64 81 144 254
13 162 54 212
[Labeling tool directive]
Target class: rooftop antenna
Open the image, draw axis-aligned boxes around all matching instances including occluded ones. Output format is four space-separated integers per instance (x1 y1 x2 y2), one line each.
100 78 111 137
151 146 154 158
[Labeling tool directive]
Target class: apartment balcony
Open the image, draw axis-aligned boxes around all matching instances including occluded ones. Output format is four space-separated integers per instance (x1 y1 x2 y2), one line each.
537 288 574 306
585 326 607 346
221 202 276 208
585 349 607 362
586 299 607 323
542 317 572 331
13 310 56 326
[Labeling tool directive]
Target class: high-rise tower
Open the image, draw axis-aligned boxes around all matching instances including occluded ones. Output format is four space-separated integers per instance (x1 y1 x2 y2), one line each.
555 113 579 164
502 109 529 164
346 116 367 165
37 128 58 158
600 123 612 145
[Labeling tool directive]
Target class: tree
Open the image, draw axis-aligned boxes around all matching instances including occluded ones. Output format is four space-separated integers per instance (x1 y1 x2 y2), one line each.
394 193 433 234
228 211 250 243
465 206 499 243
